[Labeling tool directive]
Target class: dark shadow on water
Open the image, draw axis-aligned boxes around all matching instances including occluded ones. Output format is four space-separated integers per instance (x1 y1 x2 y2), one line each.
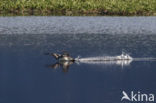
46 61 74 72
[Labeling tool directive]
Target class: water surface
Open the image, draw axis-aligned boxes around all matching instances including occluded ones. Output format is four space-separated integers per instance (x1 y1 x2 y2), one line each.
0 17 156 103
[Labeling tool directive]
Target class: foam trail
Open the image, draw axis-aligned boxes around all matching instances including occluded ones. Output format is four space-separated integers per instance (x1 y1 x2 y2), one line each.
75 56 133 66
78 57 156 61
78 56 120 61
75 55 156 66
79 56 106 61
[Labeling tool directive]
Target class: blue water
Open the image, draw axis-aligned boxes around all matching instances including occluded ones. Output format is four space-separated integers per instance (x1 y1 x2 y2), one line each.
0 17 156 103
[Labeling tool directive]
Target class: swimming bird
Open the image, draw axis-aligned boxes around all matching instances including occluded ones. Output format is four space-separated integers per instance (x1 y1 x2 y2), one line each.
52 52 75 62
45 52 75 72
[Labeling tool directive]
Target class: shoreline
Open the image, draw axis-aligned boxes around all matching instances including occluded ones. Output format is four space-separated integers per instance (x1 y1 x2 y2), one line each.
0 9 156 16
0 0 156 16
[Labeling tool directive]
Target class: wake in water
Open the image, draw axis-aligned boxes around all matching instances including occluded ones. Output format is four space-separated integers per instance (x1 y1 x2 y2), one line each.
76 52 132 61
76 57 132 66
46 52 156 72
75 52 156 66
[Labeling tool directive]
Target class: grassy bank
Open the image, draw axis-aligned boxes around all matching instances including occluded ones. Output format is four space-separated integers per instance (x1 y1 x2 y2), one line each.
0 0 156 16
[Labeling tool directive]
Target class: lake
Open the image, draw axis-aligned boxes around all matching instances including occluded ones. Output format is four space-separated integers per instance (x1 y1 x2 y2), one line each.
0 17 156 103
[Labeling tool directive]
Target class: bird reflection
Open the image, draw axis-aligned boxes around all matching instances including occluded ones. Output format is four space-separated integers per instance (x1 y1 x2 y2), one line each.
47 61 74 72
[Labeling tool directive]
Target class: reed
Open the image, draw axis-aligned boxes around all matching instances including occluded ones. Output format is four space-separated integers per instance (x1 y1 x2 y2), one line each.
0 0 156 16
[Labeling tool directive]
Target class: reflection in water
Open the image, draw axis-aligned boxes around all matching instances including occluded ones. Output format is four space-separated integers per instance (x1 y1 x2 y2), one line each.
47 61 74 72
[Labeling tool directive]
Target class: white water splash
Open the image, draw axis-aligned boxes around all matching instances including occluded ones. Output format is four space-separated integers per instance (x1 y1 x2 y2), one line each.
75 54 133 66
75 53 156 66
76 52 132 61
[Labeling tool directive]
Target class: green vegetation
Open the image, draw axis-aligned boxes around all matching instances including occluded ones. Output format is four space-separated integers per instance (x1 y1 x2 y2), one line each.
0 0 156 16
